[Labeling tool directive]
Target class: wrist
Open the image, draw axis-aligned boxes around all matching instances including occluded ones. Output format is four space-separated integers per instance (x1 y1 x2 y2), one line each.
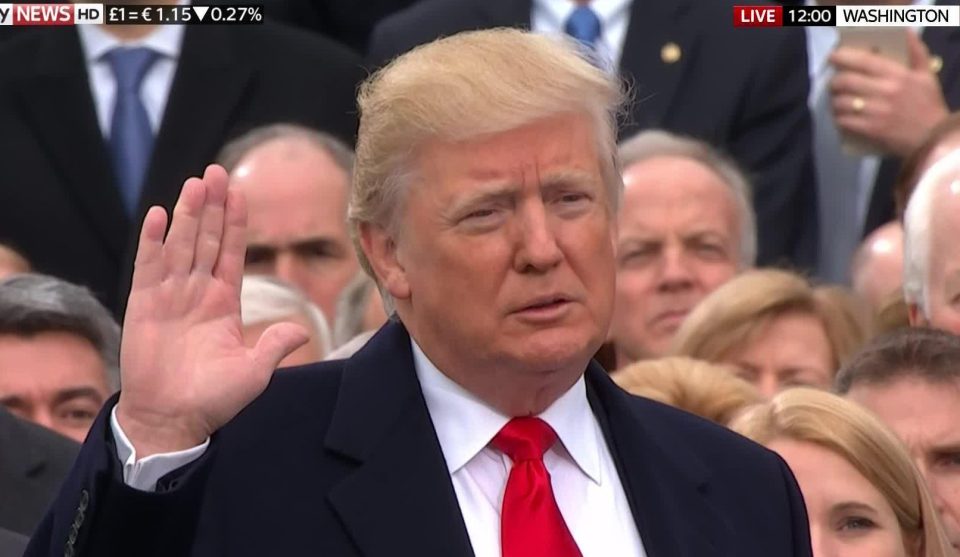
116 400 208 458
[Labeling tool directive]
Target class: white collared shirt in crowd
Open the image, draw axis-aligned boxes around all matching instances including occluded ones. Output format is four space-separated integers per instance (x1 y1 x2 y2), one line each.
76 10 186 138
413 342 647 557
531 0 633 71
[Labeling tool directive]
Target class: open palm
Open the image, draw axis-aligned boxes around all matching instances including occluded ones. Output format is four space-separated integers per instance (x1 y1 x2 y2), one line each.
116 165 308 457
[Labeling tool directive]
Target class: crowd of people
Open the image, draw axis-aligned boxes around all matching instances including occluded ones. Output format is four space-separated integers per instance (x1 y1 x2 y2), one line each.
1 0 959 555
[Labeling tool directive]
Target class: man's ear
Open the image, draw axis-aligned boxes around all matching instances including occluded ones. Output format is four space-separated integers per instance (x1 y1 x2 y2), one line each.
907 302 927 327
359 222 411 301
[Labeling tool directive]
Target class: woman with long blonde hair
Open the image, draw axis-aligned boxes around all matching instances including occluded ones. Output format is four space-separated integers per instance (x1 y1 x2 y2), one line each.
732 389 952 557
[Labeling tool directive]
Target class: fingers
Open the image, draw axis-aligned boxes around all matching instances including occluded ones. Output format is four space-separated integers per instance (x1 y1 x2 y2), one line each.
192 165 230 274
164 177 207 276
213 188 248 292
250 322 310 377
131 206 169 291
906 31 930 71
829 71 883 99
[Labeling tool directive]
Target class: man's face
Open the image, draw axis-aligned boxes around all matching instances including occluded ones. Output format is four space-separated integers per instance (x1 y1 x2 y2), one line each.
371 113 616 388
230 138 359 323
848 378 960 552
913 192 960 334
610 156 741 364
0 331 110 442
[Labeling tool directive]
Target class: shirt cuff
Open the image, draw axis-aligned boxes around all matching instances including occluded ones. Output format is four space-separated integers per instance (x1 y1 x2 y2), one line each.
110 405 210 492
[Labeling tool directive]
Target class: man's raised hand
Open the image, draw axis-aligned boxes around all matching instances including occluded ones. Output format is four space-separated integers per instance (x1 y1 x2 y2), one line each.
116 165 309 458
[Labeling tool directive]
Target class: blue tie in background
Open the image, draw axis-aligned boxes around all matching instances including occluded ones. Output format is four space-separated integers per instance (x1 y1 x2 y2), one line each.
564 5 602 48
105 47 159 217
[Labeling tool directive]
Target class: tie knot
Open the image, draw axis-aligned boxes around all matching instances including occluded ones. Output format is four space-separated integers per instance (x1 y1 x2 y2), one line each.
564 6 602 47
104 47 159 93
492 417 557 462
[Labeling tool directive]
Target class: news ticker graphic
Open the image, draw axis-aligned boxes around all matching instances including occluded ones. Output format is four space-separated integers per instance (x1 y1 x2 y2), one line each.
734 4 960 27
0 3 263 25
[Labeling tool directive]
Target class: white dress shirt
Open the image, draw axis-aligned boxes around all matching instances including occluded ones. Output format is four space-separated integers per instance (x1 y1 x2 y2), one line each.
412 342 647 557
76 20 185 138
531 0 633 71
111 339 647 556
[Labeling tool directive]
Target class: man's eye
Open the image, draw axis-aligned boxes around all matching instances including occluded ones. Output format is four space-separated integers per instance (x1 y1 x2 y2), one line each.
559 193 588 204
245 248 275 266
293 243 333 260
58 406 98 426
468 210 493 218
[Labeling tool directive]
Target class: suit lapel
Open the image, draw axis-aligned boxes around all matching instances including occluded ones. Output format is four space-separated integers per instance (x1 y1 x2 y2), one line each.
324 323 475 557
139 25 254 215
13 27 128 261
586 364 728 557
618 0 698 133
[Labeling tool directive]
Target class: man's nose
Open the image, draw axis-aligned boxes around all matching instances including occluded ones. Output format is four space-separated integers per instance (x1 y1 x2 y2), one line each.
658 245 695 291
514 203 563 272
274 252 309 286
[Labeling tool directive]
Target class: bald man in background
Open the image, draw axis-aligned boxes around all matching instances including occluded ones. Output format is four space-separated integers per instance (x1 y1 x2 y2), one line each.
218 124 359 323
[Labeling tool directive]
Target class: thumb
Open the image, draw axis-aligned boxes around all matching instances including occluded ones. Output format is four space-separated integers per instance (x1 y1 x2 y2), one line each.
252 322 310 374
906 31 930 71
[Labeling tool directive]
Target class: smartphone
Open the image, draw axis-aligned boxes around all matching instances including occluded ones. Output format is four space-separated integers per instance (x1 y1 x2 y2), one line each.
836 28 910 154
837 27 909 65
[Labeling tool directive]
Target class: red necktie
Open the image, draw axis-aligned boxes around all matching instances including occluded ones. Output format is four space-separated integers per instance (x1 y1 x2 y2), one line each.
492 417 583 557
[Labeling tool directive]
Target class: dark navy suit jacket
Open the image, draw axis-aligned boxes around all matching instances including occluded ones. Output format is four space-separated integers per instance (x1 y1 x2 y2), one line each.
26 322 812 556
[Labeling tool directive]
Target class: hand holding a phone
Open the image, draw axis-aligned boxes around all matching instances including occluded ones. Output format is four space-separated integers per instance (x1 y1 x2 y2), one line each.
829 31 948 157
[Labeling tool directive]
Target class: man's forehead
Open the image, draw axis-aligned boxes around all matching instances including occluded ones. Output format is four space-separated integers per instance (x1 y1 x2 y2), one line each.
850 377 960 416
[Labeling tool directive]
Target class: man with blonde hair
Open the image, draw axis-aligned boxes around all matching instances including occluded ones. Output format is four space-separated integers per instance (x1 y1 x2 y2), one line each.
29 29 811 557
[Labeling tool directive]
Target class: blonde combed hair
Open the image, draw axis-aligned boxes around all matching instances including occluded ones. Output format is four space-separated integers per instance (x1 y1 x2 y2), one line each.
731 389 953 557
349 28 627 306
672 269 873 374
612 357 762 425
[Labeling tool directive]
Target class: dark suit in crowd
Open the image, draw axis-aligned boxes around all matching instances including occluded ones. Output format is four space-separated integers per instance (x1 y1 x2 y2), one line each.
0 23 364 316
26 322 810 557
0 408 78 537
368 0 819 269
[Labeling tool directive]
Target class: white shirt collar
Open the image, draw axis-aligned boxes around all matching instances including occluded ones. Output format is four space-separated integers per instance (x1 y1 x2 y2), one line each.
412 339 602 484
533 0 633 28
77 10 186 64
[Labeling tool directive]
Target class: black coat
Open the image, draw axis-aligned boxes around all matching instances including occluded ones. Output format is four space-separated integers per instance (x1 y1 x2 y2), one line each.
0 22 365 316
27 321 812 556
0 408 78 537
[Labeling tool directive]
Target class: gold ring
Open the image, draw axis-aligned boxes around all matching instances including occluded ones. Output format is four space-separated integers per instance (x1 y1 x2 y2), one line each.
852 97 866 113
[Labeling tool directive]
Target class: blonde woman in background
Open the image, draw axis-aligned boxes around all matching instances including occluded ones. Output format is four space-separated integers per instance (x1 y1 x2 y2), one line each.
612 357 761 426
732 389 952 557
672 269 873 398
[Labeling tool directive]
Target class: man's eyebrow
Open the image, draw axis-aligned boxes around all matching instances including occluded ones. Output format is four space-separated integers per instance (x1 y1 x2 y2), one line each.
539 169 600 188
448 183 518 213
52 387 104 407
0 394 25 406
